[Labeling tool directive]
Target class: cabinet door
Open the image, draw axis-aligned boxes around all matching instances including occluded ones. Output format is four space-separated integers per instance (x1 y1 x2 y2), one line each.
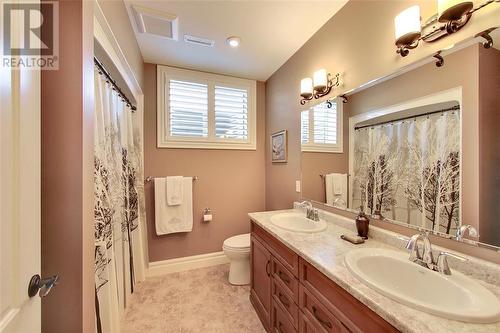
251 235 272 330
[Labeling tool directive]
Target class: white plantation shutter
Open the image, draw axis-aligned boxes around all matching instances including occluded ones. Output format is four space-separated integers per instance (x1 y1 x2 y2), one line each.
214 85 248 140
301 111 309 144
158 66 256 149
313 102 337 144
301 99 342 153
169 80 208 137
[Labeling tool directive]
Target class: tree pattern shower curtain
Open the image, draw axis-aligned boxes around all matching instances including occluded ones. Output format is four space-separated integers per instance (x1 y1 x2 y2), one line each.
94 68 146 333
351 109 461 235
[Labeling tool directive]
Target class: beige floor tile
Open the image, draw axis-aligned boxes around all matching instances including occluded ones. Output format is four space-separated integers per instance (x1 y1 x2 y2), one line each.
122 264 265 333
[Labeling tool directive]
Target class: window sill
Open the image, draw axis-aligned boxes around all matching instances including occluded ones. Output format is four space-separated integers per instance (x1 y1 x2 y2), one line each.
157 139 256 150
301 145 343 153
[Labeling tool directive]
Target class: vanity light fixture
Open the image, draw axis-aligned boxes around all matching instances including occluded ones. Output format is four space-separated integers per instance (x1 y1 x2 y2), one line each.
394 0 499 57
300 69 340 105
394 5 422 56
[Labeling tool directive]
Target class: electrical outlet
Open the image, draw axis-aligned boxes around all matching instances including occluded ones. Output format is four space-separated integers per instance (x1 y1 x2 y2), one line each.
295 180 301 193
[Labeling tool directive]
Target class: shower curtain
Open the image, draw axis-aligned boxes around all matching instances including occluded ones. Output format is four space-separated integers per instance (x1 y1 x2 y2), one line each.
94 67 146 333
351 109 461 235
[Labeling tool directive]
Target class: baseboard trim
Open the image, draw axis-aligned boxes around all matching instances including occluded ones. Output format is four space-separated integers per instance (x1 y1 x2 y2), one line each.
147 251 229 277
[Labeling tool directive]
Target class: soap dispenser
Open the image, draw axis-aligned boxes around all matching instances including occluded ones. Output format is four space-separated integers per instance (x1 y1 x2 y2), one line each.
355 206 370 239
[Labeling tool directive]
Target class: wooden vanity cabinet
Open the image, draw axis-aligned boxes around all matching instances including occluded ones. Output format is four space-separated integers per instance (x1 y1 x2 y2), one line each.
250 234 272 331
250 221 400 333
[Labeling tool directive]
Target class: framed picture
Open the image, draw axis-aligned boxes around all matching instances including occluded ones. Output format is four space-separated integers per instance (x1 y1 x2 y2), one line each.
271 130 288 163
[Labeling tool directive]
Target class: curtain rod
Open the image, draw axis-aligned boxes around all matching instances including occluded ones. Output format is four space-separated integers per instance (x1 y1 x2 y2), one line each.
94 57 137 111
354 105 459 131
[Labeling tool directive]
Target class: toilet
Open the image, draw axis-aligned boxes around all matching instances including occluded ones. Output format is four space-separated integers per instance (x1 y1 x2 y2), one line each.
223 233 251 285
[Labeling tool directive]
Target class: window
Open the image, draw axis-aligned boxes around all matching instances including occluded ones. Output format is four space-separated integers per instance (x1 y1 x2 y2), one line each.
158 65 256 149
301 99 343 153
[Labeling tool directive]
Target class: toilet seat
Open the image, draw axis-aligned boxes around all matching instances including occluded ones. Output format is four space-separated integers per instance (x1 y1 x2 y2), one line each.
223 233 250 251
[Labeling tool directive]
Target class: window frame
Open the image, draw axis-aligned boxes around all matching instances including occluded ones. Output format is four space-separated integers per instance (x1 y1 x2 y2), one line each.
157 65 257 150
301 98 343 153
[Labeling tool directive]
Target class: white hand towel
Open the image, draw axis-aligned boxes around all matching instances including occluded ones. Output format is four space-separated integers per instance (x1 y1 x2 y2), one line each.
155 177 193 235
166 176 184 206
325 173 348 205
332 174 343 195
325 174 335 205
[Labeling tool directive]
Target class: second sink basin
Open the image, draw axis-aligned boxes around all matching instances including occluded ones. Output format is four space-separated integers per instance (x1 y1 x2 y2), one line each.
270 212 327 233
344 248 500 323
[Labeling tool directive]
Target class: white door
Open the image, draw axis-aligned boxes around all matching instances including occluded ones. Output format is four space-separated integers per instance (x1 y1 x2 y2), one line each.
0 1 42 331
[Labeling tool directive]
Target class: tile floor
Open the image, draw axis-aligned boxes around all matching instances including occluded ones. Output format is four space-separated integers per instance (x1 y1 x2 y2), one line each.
122 264 265 333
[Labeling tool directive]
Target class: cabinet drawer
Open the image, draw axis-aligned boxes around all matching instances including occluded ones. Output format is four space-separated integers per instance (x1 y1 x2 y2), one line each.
299 285 351 333
272 300 297 333
299 258 399 333
252 222 299 276
272 257 299 303
272 277 298 328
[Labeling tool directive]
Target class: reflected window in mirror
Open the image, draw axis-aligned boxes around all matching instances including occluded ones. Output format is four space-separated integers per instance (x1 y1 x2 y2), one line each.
301 98 343 153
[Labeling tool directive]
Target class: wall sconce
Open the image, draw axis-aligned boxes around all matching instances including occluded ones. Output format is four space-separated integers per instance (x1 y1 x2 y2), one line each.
394 0 498 57
300 69 340 105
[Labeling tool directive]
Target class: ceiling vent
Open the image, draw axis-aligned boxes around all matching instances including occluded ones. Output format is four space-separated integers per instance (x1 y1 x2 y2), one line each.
184 35 215 47
132 5 178 41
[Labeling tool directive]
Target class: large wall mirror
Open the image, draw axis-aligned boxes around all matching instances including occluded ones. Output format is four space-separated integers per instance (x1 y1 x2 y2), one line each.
300 28 500 250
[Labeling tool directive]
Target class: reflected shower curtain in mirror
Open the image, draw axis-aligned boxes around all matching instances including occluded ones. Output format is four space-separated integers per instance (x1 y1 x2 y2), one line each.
94 68 146 333
352 110 461 235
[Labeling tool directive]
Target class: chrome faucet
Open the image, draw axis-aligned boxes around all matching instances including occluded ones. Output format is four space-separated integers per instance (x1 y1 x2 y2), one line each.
405 232 434 269
455 224 478 241
333 197 346 209
435 251 467 275
405 232 466 275
299 201 320 222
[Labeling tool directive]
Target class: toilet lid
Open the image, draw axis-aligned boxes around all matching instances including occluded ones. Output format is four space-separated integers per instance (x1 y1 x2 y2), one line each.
223 233 250 249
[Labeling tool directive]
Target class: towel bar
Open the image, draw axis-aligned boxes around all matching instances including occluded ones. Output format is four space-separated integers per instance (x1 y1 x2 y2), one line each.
145 176 198 182
319 174 351 178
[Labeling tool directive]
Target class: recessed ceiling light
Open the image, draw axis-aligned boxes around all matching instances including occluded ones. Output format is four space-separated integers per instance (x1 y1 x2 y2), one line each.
226 36 241 48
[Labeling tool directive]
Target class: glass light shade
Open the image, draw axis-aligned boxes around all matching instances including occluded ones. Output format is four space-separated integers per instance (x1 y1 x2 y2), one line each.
438 0 473 22
313 69 328 91
300 78 313 98
394 5 421 46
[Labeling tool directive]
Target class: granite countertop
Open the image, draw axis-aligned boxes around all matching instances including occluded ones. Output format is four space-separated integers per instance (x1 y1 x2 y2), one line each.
248 208 500 333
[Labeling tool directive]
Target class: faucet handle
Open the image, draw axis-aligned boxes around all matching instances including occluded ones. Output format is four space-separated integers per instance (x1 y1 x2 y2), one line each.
436 251 467 275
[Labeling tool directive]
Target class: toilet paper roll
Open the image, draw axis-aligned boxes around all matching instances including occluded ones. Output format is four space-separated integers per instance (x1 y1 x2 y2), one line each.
203 214 212 222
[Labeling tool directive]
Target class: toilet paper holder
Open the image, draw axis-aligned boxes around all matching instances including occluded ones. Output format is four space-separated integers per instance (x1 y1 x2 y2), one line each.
203 208 212 222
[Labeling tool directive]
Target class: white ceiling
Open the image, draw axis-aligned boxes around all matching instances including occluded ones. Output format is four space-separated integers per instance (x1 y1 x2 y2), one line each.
124 1 348 81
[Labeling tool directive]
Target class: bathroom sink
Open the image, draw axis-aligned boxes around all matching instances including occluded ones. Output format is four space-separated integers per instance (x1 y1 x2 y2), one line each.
344 248 500 323
270 212 327 233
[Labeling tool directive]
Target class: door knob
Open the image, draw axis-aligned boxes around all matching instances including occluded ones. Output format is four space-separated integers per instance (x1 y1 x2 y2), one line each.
28 274 59 298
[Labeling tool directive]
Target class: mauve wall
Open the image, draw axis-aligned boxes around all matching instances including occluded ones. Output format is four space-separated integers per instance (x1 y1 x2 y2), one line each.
41 0 94 331
301 151 347 203
143 63 266 262
479 47 500 247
